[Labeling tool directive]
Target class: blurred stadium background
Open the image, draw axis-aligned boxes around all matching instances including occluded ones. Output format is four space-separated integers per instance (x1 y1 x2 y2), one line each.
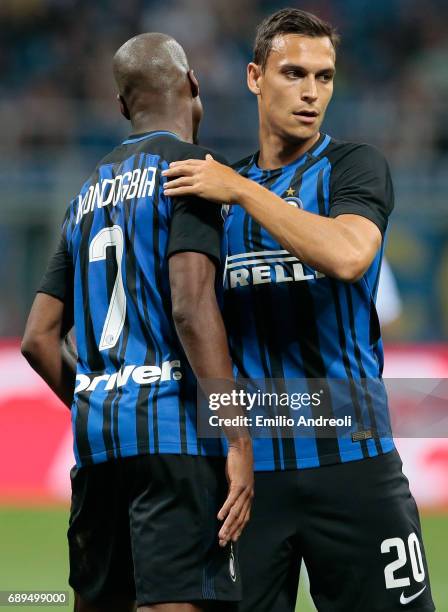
1 1 447 610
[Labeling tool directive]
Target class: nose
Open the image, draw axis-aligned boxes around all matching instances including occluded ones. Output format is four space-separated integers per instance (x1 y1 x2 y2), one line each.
301 75 318 103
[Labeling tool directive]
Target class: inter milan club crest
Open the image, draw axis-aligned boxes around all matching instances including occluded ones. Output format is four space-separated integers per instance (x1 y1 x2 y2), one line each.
283 187 303 208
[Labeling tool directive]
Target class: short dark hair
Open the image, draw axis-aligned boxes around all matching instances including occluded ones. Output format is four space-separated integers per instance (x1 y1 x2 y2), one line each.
253 8 340 70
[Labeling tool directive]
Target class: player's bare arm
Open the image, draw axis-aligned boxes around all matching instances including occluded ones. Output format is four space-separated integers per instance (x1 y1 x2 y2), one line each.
21 292 75 408
169 251 254 546
163 157 381 282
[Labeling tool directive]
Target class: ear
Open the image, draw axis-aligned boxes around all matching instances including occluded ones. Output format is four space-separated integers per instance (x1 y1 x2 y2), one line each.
247 62 262 96
187 69 200 98
117 94 130 121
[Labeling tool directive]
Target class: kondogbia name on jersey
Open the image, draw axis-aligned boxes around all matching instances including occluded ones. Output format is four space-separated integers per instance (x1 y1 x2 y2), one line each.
75 166 158 224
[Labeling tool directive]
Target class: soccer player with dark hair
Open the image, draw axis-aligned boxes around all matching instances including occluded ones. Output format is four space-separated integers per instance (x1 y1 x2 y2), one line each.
22 33 253 612
163 9 435 612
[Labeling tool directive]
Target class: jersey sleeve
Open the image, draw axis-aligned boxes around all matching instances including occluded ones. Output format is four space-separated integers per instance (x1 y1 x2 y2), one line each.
166 145 228 265
329 144 394 236
167 197 224 265
37 217 74 303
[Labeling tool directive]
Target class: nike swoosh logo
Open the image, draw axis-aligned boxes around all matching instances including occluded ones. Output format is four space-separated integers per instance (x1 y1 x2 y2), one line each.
400 585 427 605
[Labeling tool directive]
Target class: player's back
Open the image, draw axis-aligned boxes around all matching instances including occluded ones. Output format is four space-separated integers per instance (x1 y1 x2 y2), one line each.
62 131 223 465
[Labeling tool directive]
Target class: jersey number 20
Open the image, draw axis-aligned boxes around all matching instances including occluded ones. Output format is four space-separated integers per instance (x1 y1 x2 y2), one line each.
381 533 425 589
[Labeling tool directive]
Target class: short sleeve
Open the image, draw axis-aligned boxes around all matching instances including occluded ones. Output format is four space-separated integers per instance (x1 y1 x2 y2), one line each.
167 197 224 265
37 232 74 303
329 145 394 236
165 145 227 265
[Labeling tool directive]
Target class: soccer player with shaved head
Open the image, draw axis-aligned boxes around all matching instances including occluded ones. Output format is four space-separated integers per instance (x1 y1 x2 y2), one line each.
163 9 435 612
22 33 253 612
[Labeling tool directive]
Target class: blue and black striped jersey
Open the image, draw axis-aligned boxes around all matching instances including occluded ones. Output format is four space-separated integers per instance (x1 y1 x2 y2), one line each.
224 133 395 471
39 131 225 466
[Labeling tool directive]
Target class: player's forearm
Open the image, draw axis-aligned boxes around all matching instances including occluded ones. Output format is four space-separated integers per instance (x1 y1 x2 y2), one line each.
62 333 78 375
21 336 75 408
173 298 251 447
235 177 365 282
173 295 234 380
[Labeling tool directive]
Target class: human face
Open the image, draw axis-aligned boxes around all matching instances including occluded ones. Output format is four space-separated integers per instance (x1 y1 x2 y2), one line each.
248 34 335 146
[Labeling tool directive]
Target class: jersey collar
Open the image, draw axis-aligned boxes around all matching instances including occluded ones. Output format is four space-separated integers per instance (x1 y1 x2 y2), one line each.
251 132 331 174
122 130 180 145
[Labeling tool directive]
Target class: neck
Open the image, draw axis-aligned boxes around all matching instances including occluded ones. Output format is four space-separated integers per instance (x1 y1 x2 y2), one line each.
130 109 193 143
257 125 321 170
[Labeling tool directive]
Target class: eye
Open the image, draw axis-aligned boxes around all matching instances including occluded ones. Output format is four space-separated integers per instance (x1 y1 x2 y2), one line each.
282 68 306 79
318 73 333 82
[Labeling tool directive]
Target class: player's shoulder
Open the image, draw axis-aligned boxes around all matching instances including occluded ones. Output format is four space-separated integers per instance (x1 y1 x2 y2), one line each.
100 133 228 166
325 138 390 172
179 141 228 165
149 135 228 166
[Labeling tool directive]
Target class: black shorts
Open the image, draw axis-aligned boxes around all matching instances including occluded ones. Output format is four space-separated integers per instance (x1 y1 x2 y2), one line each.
68 454 240 608
237 449 435 612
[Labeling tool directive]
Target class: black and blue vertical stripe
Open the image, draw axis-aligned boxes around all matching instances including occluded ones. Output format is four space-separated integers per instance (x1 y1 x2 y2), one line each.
65 131 222 466
224 133 394 471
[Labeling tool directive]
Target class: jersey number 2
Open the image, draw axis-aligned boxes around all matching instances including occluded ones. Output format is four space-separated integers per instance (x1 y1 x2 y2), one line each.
89 226 126 351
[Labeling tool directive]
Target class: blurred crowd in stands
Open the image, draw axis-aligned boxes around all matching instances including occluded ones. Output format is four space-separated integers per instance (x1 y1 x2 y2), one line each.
2 0 448 162
1 0 448 339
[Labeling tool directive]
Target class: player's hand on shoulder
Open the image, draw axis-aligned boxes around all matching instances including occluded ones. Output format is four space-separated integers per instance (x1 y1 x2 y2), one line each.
162 154 244 204
217 438 254 547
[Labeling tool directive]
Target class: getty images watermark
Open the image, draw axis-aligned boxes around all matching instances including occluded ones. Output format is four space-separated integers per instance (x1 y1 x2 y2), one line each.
207 388 352 430
196 378 448 439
